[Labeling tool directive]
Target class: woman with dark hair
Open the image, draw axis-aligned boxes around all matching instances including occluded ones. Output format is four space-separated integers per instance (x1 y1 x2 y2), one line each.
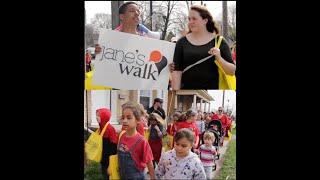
171 5 236 89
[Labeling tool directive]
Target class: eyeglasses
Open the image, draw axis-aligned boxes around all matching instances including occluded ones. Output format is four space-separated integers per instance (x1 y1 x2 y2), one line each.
218 110 222 112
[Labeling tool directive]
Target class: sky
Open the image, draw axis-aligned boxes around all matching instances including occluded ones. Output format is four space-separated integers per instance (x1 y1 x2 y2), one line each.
208 90 236 114
84 1 236 24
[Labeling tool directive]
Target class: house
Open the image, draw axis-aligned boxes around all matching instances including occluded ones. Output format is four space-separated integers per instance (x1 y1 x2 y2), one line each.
167 90 214 117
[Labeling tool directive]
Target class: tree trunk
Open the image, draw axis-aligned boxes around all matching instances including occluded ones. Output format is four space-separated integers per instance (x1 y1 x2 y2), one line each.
161 1 171 40
222 1 228 37
150 1 153 31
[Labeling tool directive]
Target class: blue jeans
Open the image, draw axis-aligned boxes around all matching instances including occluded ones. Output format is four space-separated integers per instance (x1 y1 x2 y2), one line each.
118 137 145 180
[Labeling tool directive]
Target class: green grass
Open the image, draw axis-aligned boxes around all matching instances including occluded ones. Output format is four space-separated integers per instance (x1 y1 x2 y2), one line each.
84 161 104 180
216 131 236 180
232 127 236 135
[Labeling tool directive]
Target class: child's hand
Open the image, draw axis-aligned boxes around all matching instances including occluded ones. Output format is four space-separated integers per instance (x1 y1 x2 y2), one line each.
193 143 198 149
194 149 200 154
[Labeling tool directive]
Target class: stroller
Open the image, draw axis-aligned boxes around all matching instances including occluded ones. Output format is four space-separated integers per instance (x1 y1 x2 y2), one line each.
203 120 224 161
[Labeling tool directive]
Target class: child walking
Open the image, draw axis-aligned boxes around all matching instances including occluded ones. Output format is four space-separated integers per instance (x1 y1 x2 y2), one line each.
148 113 165 168
199 131 217 180
96 108 118 180
118 102 155 179
196 112 205 147
165 112 181 150
155 128 206 179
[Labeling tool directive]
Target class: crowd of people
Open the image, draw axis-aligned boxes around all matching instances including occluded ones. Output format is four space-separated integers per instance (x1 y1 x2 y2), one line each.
85 97 234 180
85 1 236 179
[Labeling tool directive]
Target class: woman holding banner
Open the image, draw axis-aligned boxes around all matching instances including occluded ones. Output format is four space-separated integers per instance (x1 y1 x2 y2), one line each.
171 5 236 90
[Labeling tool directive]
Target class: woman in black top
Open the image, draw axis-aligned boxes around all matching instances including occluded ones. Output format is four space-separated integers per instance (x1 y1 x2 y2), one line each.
171 5 236 90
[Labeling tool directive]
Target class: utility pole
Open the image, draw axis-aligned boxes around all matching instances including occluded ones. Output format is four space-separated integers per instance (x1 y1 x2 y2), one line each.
111 1 124 29
222 90 225 109
227 99 229 113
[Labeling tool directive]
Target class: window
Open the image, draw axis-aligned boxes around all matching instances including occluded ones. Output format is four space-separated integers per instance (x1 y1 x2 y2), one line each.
157 90 164 99
139 90 152 110
91 90 118 127
177 95 184 112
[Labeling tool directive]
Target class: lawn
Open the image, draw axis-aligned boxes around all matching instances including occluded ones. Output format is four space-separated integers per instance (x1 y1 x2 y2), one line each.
84 161 104 180
216 127 236 180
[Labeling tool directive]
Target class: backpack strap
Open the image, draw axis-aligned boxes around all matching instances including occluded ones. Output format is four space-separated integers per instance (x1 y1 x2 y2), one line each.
100 121 110 135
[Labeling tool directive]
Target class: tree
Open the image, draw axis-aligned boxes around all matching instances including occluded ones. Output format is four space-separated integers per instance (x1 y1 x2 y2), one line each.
132 1 188 40
161 1 172 40
85 13 111 47
186 1 189 10
91 13 112 30
85 24 94 47
222 1 228 38
152 1 187 40
165 31 176 41
229 3 236 30
228 3 236 41
218 2 236 42
134 1 152 28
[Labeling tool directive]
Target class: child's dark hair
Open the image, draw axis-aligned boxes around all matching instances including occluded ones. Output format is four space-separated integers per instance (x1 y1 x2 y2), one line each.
172 112 182 121
186 109 197 119
177 112 187 122
122 101 142 120
174 128 195 145
119 2 138 15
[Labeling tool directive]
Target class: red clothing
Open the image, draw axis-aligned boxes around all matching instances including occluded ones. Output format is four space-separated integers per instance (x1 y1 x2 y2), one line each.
232 50 236 62
137 121 145 136
173 121 199 147
212 114 228 130
225 116 232 133
85 53 91 64
97 108 118 144
149 139 162 163
166 123 175 135
226 116 232 128
174 121 199 137
118 133 154 171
